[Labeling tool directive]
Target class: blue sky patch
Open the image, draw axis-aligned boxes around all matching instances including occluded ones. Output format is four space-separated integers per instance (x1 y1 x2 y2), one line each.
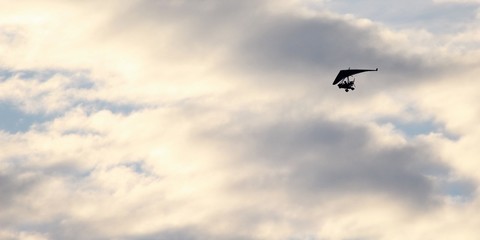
378 118 459 140
0 102 53 134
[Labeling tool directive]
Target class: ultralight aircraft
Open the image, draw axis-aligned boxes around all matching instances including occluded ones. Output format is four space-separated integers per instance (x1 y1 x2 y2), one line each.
333 68 378 92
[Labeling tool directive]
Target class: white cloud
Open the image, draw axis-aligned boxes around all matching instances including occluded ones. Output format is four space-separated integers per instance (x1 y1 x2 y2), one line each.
1 0 480 239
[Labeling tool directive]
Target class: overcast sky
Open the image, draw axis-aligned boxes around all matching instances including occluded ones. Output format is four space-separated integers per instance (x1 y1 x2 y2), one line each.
2 0 480 239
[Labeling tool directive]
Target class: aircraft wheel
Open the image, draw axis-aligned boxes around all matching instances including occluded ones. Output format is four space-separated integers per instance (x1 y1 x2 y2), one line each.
345 89 349 92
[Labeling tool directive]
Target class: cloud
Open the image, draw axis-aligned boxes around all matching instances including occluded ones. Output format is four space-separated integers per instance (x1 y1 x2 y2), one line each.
232 13 443 89
0 229 48 240
326 0 480 32
204 110 475 208
434 0 480 3
1 0 480 240
0 70 95 114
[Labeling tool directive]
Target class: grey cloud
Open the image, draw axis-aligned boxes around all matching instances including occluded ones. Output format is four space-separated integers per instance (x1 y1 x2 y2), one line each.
0 163 61 235
207 114 475 209
233 14 455 90
326 0 479 33
36 216 254 240
106 0 460 92
0 168 41 210
122 227 252 240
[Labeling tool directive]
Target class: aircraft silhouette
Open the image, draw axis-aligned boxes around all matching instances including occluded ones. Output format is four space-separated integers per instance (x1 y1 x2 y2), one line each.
333 68 378 92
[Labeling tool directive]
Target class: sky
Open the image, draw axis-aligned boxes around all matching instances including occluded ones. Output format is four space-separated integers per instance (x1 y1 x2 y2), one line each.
1 0 480 239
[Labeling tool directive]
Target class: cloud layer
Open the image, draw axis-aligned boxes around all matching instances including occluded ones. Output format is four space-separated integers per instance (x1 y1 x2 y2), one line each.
1 0 480 239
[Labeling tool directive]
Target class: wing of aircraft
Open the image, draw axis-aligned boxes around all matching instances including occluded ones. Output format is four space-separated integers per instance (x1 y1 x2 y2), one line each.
332 68 378 85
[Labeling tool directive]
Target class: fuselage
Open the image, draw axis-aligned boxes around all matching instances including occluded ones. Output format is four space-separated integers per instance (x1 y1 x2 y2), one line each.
338 81 354 90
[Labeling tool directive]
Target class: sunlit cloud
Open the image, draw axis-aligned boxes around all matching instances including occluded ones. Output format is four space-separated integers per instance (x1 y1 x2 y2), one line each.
1 0 480 239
